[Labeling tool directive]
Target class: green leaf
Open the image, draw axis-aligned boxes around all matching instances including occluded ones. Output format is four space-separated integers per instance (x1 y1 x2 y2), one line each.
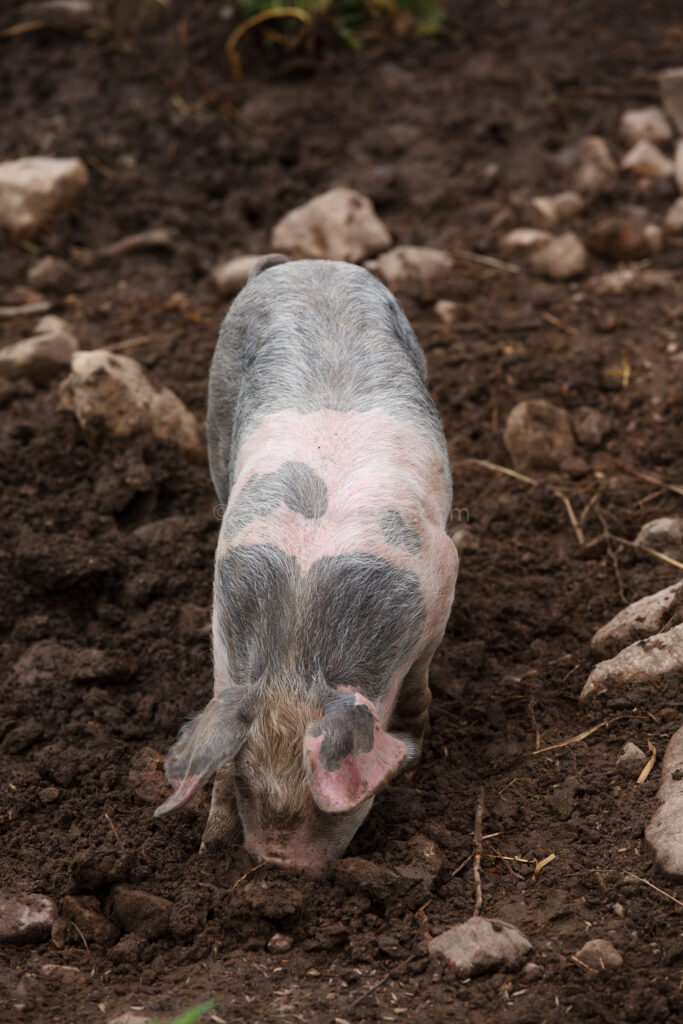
151 1000 217 1024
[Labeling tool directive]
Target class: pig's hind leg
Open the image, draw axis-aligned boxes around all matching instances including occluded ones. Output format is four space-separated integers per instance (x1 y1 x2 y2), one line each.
207 318 243 507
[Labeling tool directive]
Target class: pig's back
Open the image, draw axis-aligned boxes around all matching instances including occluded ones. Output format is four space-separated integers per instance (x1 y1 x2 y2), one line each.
208 260 446 503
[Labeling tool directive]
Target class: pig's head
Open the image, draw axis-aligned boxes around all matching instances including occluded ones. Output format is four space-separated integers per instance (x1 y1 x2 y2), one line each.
154 684 416 874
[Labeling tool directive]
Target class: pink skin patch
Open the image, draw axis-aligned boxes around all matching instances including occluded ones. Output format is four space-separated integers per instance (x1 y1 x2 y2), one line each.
153 773 204 818
213 409 459 710
304 692 412 814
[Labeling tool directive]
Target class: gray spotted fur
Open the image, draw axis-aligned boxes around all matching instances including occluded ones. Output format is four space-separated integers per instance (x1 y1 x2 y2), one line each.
380 510 422 555
223 461 328 543
207 259 445 504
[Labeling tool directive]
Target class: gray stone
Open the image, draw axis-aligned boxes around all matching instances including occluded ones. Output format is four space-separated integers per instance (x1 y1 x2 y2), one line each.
620 140 674 178
428 916 532 977
0 892 56 945
0 315 78 385
365 245 454 300
571 406 610 448
27 255 75 292
271 187 391 262
0 156 89 239
659 68 683 134
59 349 202 460
212 254 264 297
634 516 683 560
646 725 683 878
591 581 683 657
529 232 587 280
651 725 683 804
581 623 683 700
615 741 648 773
574 938 622 970
503 399 574 473
619 106 673 146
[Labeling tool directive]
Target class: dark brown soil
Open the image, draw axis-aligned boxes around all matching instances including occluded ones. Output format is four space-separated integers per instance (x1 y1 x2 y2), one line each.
2 1 683 1021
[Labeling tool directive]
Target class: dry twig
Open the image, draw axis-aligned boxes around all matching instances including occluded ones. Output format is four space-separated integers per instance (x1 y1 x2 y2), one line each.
452 248 521 274
637 740 657 785
473 788 485 918
623 870 683 909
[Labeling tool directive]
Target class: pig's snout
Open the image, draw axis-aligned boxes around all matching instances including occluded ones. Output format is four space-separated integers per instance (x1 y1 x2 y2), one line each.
248 838 329 876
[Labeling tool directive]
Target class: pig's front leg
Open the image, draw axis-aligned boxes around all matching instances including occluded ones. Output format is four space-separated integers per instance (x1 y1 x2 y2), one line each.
199 762 241 854
390 652 433 749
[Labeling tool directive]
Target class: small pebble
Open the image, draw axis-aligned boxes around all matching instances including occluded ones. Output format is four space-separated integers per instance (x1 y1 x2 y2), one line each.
574 938 622 970
267 932 293 954
434 299 458 328
529 231 587 281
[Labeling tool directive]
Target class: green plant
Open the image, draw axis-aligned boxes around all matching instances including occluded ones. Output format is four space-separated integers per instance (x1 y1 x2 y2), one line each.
225 0 446 76
151 1000 217 1024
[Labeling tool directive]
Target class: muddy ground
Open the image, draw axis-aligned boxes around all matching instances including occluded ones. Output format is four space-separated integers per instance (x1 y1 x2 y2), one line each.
2 0 683 1021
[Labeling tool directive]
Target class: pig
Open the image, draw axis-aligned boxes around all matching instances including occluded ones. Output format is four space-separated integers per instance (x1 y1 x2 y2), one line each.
154 255 458 874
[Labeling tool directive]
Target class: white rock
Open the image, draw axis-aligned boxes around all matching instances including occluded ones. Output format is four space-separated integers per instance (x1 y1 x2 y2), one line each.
591 581 683 657
529 232 587 281
620 139 674 178
645 725 683 877
499 227 554 252
586 267 674 295
39 964 84 986
0 316 78 385
271 187 391 262
634 515 683 559
0 892 56 944
0 156 89 239
108 1015 150 1024
659 68 683 134
503 399 574 473
664 196 683 233
525 191 584 229
428 916 532 977
365 245 453 299
434 299 458 328
571 136 618 195
581 623 683 701
59 350 202 459
574 938 622 970
619 106 673 146
615 741 648 773
674 139 683 194
211 254 264 296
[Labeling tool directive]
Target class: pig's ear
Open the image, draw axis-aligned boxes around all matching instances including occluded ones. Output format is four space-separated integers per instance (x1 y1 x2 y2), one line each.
154 691 251 818
303 693 416 814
